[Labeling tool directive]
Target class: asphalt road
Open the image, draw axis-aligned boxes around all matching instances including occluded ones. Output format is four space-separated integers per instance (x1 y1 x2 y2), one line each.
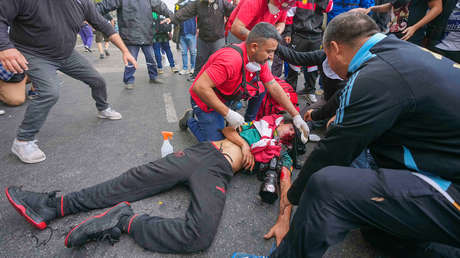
0 44 381 258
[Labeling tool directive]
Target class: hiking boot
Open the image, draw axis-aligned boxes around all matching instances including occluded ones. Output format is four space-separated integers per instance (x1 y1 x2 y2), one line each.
179 109 193 130
5 186 58 230
97 107 122 120
65 202 133 248
11 138 46 163
104 49 110 56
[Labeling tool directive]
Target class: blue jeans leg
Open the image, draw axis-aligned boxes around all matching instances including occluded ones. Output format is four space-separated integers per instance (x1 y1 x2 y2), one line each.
180 36 188 70
187 100 225 142
153 43 163 69
185 34 196 69
351 149 377 169
123 45 140 84
161 42 175 67
141 45 158 79
244 91 266 122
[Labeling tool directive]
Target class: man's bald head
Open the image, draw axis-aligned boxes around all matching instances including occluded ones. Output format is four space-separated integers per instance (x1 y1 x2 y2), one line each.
323 12 380 48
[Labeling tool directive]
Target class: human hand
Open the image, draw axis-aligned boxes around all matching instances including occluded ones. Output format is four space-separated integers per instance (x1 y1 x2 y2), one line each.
161 18 171 24
241 143 255 171
264 219 290 246
401 26 417 41
303 109 314 121
284 36 291 44
293 114 310 143
122 51 138 69
0 48 29 74
225 109 245 128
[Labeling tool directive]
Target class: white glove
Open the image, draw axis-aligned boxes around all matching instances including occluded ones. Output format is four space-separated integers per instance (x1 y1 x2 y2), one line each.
293 114 310 144
225 109 245 128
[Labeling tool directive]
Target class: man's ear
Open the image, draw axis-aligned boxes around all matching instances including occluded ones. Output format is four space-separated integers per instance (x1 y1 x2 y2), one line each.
248 42 258 53
330 41 341 56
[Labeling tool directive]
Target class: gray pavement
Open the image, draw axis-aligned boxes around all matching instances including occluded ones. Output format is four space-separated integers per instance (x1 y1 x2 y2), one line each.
0 45 380 257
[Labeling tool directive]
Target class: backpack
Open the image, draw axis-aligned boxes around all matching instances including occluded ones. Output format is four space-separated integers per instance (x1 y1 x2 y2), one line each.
255 77 299 120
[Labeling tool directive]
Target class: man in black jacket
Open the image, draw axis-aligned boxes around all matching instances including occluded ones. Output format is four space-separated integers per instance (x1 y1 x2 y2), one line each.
97 0 173 88
236 12 460 258
0 0 136 164
163 0 235 80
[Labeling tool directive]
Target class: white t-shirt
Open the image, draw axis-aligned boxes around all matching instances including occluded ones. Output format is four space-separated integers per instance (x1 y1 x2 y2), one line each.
436 0 460 51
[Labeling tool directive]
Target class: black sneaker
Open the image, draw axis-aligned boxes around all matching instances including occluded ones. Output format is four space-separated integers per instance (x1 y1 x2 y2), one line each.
5 186 58 230
179 109 193 130
104 49 110 56
65 202 133 248
100 54 105 59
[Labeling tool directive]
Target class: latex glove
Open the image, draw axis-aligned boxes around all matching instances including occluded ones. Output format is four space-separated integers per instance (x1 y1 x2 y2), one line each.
293 114 310 144
225 109 245 128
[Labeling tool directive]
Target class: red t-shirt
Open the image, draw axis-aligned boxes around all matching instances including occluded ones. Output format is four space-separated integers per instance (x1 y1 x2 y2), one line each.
225 0 287 34
190 42 275 113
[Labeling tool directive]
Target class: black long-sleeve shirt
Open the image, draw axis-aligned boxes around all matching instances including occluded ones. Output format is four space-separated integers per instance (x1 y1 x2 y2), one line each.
0 0 116 60
287 34 460 205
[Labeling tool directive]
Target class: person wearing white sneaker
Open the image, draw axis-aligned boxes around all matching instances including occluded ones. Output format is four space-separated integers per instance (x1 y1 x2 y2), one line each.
178 69 188 75
97 107 122 120
0 0 137 163
11 139 46 163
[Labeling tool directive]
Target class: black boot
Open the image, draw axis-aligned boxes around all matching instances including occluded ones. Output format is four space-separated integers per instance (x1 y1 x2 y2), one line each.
65 202 134 248
5 186 58 230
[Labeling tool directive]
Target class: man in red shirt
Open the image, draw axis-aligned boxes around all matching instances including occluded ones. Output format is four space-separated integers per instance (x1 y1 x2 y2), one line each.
179 22 309 142
226 0 295 43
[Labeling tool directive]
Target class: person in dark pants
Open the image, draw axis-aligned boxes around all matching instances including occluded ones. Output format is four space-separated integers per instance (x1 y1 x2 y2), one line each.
284 0 333 103
234 13 460 258
163 0 235 81
0 0 137 164
96 0 173 89
5 117 296 253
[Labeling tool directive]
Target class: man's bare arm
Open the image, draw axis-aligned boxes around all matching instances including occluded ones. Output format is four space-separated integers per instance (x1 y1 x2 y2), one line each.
231 18 250 41
264 167 292 246
108 33 138 68
193 71 230 116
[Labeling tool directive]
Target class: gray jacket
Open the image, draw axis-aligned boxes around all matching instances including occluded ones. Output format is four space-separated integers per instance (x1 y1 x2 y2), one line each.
97 0 173 45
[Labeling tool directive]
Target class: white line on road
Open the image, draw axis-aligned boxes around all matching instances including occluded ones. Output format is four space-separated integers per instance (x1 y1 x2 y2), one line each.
163 92 178 123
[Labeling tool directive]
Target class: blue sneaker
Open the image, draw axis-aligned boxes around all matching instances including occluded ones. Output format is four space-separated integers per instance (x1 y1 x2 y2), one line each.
231 253 268 258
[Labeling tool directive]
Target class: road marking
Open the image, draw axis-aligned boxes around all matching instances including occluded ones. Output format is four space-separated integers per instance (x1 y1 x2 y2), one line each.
163 92 178 123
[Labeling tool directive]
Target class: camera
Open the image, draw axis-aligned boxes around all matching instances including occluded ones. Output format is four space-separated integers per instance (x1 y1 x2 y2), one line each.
258 156 282 204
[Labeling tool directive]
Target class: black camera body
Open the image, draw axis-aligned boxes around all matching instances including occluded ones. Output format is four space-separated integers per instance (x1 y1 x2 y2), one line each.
258 156 283 204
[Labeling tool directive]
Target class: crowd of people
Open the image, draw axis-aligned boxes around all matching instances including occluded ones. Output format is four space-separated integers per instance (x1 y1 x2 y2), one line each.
1 0 460 257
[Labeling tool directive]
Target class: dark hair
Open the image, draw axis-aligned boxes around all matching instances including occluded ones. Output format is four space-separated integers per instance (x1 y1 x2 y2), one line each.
247 22 282 45
323 12 380 47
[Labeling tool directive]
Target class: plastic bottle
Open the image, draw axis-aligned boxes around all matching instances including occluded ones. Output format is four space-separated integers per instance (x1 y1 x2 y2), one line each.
161 131 174 157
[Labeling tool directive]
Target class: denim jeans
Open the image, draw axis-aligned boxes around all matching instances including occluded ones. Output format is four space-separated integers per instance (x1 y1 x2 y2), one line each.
123 45 158 84
187 93 265 142
153 42 175 69
179 34 196 70
18 50 109 141
351 149 378 169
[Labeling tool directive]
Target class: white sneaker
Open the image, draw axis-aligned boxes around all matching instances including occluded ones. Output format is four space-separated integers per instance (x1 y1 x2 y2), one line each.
189 69 194 74
307 94 318 103
171 67 179 73
178 69 188 75
158 68 164 74
11 139 46 164
0 109 5 115
97 107 122 120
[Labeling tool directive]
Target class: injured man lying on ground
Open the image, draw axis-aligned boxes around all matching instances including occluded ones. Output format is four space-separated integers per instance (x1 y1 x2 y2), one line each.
5 113 301 253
